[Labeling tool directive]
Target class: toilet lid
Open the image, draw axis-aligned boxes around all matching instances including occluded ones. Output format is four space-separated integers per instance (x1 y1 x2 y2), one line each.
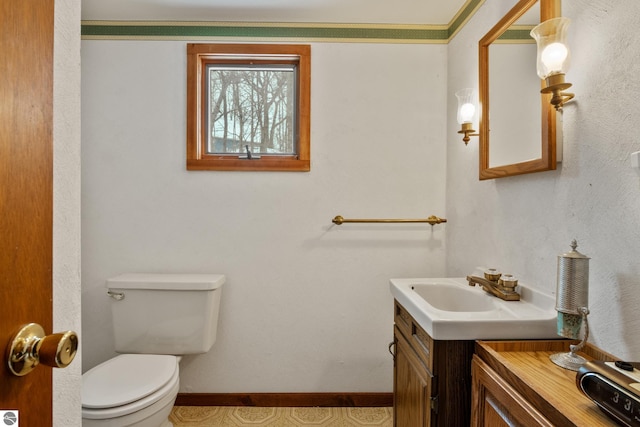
82 354 178 409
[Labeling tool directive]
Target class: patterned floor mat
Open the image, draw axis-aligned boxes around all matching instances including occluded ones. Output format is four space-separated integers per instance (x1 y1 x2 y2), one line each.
170 406 393 426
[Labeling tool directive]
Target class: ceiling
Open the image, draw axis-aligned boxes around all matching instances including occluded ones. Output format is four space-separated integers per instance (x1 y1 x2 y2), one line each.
81 0 470 26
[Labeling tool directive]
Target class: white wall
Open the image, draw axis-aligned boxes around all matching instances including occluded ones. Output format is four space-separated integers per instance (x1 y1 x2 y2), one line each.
54 0 82 424
447 0 640 360
81 41 448 392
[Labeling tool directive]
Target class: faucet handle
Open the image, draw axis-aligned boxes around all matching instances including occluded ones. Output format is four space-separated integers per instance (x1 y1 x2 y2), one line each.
500 274 518 291
484 268 502 282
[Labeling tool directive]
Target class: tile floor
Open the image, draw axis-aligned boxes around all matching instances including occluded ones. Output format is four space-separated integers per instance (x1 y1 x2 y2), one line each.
169 406 393 426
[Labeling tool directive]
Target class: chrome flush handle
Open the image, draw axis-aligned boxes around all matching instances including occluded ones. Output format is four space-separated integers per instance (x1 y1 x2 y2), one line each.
107 290 125 300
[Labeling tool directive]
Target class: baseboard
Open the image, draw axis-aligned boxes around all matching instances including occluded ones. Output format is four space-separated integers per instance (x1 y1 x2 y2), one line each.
175 392 393 407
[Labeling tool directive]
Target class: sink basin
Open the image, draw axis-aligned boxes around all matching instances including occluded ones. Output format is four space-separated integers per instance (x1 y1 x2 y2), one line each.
411 283 496 312
390 277 558 340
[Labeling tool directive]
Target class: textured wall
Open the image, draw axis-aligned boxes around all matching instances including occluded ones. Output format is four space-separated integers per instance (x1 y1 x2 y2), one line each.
53 0 82 424
447 0 640 359
81 0 639 396
81 41 448 392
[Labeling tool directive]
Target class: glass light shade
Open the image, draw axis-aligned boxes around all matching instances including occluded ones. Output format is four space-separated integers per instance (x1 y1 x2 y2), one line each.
530 17 571 79
455 88 478 125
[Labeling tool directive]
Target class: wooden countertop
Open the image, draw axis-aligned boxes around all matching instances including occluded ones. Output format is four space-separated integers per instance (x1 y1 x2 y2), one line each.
476 340 620 427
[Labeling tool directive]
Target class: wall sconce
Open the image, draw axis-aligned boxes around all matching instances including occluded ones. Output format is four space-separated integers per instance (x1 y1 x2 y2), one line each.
531 17 574 111
455 88 479 145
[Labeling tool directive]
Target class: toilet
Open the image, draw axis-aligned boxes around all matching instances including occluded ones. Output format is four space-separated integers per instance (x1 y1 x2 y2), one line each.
82 273 225 427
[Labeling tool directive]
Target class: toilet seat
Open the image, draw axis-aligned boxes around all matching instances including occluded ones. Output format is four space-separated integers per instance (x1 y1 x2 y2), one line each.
82 354 179 420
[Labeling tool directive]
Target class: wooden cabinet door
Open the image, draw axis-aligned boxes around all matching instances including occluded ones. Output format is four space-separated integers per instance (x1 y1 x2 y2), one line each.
471 356 554 427
394 326 433 427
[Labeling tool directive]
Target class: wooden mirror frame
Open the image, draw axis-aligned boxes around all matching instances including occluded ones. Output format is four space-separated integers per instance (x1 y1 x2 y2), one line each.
479 0 560 180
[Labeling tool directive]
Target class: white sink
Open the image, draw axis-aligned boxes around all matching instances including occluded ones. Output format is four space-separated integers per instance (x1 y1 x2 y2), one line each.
411 283 496 312
390 277 558 340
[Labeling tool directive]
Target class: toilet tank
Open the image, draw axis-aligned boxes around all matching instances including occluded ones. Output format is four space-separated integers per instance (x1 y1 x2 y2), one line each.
106 273 225 355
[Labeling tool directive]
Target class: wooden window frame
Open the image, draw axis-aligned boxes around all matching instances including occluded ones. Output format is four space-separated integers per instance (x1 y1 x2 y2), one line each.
187 43 310 172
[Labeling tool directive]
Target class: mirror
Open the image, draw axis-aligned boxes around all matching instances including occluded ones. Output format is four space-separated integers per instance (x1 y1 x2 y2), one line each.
479 0 560 180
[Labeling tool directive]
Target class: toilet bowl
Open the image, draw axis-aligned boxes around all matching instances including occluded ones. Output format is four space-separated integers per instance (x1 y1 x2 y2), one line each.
82 354 180 427
81 272 225 426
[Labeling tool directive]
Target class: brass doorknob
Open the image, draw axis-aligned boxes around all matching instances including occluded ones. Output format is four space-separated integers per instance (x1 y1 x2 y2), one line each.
6 323 78 376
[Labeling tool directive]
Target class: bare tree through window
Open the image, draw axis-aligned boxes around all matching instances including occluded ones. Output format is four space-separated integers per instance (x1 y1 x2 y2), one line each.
207 66 295 155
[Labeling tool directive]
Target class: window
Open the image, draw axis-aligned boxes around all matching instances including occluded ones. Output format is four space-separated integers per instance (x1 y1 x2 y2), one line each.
187 43 310 171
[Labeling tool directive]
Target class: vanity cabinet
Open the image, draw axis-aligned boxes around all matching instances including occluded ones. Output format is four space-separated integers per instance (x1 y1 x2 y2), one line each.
472 354 554 426
393 300 475 426
472 340 619 427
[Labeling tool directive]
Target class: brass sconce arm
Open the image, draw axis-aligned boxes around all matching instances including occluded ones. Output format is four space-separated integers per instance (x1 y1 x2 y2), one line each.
542 73 574 111
458 123 479 145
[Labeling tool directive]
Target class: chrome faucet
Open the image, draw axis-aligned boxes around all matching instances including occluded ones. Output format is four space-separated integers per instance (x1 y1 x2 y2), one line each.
466 269 520 301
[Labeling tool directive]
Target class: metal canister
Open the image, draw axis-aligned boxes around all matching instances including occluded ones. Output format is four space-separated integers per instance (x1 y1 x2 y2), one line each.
556 239 590 313
555 240 590 339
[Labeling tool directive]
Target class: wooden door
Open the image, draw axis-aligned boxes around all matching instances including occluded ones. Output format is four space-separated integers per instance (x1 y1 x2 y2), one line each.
471 356 554 427
0 0 55 425
394 327 433 427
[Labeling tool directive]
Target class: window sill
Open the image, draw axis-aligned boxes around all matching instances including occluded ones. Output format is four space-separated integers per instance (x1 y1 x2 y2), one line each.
186 157 310 172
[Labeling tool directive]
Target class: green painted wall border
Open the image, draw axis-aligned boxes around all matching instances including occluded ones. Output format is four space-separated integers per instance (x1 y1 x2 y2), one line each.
81 23 449 43
81 0 488 43
498 27 535 41
447 0 485 40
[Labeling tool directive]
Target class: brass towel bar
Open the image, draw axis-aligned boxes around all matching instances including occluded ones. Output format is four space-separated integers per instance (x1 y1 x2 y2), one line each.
332 215 447 226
